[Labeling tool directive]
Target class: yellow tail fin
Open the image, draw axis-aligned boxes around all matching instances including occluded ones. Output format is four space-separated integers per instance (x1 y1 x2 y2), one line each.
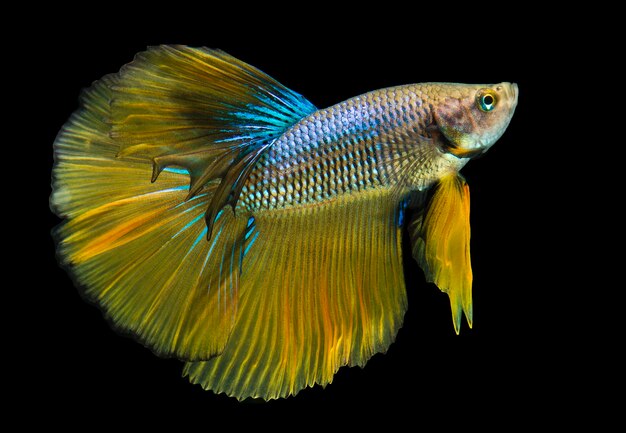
52 46 318 361
53 66 248 361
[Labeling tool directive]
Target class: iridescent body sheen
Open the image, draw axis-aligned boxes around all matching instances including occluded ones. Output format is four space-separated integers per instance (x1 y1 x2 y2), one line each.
240 85 446 211
51 46 518 401
240 82 516 212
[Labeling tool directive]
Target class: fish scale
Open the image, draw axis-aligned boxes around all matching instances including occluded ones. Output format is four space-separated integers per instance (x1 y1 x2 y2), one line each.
239 84 444 212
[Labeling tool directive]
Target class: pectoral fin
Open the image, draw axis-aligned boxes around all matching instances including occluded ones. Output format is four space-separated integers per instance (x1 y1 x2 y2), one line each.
409 173 472 334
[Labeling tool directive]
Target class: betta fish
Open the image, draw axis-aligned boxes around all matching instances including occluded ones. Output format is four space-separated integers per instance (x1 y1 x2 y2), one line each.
51 45 518 400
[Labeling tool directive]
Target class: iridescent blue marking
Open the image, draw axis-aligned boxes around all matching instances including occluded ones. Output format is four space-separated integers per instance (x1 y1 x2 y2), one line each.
206 223 225 295
397 197 409 227
198 233 213 280
177 199 207 215
185 226 208 257
163 167 188 175
149 185 190 195
243 230 260 257
217 88 316 146
175 205 225 248
174 193 207 209
235 108 291 126
214 209 224 222
173 213 205 239
256 92 316 116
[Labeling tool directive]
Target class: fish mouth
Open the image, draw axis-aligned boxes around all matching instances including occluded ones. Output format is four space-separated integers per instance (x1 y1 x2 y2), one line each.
503 82 519 111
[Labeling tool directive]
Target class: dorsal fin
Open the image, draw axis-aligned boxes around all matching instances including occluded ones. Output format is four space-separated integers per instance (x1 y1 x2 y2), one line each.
110 45 317 238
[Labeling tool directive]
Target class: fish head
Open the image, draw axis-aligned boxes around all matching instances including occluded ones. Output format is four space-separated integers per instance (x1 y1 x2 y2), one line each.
433 82 518 158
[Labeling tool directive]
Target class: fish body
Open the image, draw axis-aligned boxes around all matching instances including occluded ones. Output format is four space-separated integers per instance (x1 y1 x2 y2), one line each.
242 82 514 214
51 46 517 400
241 85 460 212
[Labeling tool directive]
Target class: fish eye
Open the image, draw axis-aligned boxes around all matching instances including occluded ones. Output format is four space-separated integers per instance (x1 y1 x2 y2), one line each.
476 90 497 112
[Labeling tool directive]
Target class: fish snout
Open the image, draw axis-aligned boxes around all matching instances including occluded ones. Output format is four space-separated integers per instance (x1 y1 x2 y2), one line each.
500 82 518 111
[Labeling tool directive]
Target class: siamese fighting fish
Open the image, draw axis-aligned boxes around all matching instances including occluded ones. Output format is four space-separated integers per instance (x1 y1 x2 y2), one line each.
51 45 518 400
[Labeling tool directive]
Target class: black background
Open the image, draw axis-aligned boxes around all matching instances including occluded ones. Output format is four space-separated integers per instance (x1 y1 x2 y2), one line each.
33 17 563 424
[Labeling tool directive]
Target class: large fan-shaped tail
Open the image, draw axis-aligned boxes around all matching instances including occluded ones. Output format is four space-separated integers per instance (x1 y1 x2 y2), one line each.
52 76 250 360
51 46 315 360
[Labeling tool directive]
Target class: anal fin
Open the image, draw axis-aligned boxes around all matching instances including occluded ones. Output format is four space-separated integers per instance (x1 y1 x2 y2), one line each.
183 189 408 400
